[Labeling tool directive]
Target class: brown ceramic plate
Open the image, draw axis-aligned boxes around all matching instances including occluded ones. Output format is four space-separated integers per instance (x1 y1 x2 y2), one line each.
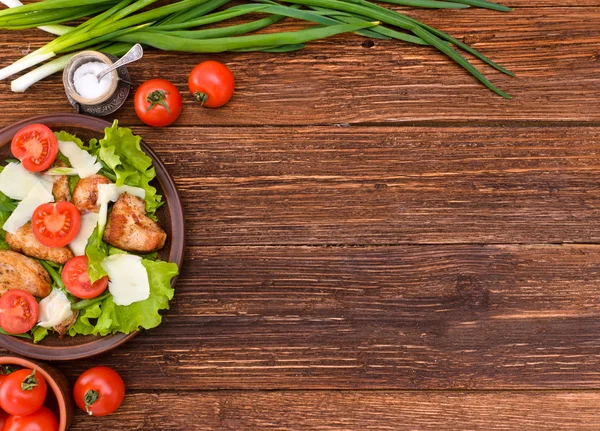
0 114 184 361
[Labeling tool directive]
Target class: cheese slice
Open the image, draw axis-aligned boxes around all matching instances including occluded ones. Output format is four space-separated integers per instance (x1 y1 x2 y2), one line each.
3 182 54 233
101 254 150 306
97 184 146 235
0 162 53 200
58 140 102 178
69 212 99 256
38 289 73 328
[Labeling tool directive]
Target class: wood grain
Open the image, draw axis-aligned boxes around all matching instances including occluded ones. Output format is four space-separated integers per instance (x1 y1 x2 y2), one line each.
137 125 600 245
49 244 600 390
1 7 600 125
66 391 600 430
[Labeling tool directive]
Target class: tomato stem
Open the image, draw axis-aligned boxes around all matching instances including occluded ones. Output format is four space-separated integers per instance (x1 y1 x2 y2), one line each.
146 90 171 114
0 365 18 375
193 91 209 106
84 389 99 415
21 368 38 391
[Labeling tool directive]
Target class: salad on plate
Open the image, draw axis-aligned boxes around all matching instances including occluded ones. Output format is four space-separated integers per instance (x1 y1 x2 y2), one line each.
0 120 179 343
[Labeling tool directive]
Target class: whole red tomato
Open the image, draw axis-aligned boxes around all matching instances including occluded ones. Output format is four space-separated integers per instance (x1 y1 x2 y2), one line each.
188 60 235 108
74 366 125 416
0 409 8 429
0 368 47 416
134 79 182 127
3 406 58 431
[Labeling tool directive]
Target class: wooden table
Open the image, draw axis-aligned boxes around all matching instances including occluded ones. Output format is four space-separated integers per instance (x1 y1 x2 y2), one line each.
3 1 600 429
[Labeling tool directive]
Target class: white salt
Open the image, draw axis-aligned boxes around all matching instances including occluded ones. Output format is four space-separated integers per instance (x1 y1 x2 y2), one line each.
73 61 112 100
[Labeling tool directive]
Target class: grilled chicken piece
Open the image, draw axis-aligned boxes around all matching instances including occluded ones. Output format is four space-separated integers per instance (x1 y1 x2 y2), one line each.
6 223 73 265
54 310 78 338
72 174 110 213
47 161 71 202
0 250 51 298
103 193 166 253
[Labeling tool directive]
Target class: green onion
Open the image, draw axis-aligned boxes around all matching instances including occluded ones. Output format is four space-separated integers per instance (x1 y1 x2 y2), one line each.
125 21 379 52
0 0 514 97
0 0 118 18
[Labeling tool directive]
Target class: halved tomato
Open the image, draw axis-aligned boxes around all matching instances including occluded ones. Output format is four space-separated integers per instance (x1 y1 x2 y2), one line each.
31 202 81 248
11 124 58 172
0 290 39 334
62 256 109 299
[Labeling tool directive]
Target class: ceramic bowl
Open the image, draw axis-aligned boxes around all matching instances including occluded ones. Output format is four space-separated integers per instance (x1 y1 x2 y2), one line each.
0 114 185 360
0 355 74 430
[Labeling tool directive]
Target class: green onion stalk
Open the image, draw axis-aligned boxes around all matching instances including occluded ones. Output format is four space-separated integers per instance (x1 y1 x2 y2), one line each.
0 0 515 97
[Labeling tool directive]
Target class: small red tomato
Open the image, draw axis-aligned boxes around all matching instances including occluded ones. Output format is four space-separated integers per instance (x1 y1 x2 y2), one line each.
74 366 125 416
3 406 58 431
31 201 81 248
188 60 234 108
0 409 8 429
0 368 47 416
62 256 109 299
0 290 39 335
11 124 58 172
134 79 182 127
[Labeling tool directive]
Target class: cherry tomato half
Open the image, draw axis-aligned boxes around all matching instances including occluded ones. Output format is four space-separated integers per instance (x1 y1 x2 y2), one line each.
31 202 81 248
134 79 182 127
74 366 125 416
188 60 235 108
3 406 58 431
11 124 58 172
0 290 38 335
62 256 109 299
0 368 47 416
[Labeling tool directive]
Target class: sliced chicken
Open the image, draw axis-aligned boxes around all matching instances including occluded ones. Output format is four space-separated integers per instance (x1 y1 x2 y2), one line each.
103 193 167 253
54 310 78 338
0 250 51 298
72 174 110 213
6 223 74 265
48 161 71 202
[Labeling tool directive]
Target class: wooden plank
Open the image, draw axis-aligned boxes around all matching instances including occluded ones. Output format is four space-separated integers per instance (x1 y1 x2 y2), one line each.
67 390 600 430
52 244 600 390
144 125 600 245
1 7 600 125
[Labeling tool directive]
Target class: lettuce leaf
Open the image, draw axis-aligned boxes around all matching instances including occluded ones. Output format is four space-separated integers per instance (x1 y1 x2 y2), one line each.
32 327 48 343
85 226 109 283
54 130 84 149
69 260 178 337
96 121 163 216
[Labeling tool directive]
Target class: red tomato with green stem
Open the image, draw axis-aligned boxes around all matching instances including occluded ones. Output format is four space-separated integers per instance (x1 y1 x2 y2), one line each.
0 368 47 416
11 124 58 172
188 60 235 108
31 202 81 248
62 256 109 299
74 366 125 416
0 290 39 335
134 79 182 127
3 406 58 431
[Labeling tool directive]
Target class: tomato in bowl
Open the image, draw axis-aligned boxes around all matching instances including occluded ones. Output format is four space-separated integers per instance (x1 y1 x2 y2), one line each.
0 356 73 431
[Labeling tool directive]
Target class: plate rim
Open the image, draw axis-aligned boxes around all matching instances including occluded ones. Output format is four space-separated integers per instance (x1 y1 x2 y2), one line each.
0 113 185 361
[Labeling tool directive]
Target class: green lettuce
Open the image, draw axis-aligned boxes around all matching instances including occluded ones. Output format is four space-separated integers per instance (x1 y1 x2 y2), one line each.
86 226 109 283
54 130 84 149
0 189 16 250
69 260 178 336
96 121 163 216
32 327 48 344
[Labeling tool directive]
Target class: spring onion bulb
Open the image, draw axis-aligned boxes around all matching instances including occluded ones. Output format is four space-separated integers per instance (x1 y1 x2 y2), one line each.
11 43 131 92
